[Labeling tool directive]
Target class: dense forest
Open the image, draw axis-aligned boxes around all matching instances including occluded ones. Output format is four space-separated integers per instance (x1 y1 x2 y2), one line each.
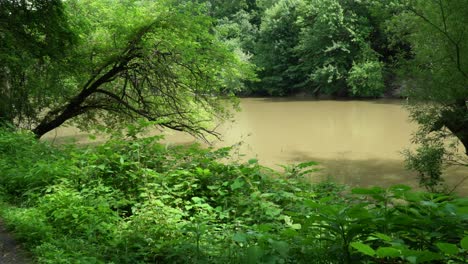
0 0 467 263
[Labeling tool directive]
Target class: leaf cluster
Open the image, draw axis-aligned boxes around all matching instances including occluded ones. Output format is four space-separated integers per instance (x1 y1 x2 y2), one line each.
0 129 466 263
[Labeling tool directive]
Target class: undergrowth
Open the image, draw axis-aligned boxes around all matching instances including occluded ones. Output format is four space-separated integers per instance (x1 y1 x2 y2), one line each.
0 129 467 263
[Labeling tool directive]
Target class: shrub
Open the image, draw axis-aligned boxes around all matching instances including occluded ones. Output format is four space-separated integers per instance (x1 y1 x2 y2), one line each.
0 129 466 263
347 60 386 97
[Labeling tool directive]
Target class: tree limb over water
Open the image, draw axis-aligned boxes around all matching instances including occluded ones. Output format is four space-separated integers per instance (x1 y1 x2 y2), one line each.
1 0 253 141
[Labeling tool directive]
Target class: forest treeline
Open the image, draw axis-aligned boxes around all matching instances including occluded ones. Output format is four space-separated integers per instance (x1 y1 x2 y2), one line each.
205 0 409 97
205 0 468 185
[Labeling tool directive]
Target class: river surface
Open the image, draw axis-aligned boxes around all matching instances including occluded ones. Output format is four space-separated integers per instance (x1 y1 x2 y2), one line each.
43 98 468 195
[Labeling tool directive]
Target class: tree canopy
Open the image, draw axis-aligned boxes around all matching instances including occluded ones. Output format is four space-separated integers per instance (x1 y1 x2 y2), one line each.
392 0 468 187
401 0 468 142
0 0 76 126
1 0 254 139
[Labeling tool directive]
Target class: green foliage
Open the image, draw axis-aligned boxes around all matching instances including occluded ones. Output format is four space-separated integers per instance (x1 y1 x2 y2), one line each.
2 0 255 139
244 0 398 97
254 0 305 96
295 0 389 97
404 141 446 192
0 0 76 125
398 0 468 104
0 129 467 263
347 60 386 97
396 0 468 188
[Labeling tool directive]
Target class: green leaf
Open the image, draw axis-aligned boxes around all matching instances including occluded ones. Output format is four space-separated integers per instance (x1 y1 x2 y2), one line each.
374 233 392 242
248 158 258 164
245 246 263 263
232 232 247 243
406 256 417 264
417 251 443 262
436 242 459 255
376 247 400 258
195 167 210 176
290 223 301 230
350 242 375 256
256 224 274 232
351 187 384 195
296 161 318 168
230 178 244 190
270 240 289 257
461 236 468 250
191 197 204 204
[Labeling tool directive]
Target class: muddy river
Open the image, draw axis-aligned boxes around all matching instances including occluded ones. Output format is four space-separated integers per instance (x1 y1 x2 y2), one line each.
43 98 468 195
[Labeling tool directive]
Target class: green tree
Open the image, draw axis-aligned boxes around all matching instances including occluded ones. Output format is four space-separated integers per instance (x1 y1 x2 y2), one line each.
392 0 468 189
2 0 253 139
254 0 305 95
0 0 75 126
215 10 259 60
205 0 257 19
296 0 386 97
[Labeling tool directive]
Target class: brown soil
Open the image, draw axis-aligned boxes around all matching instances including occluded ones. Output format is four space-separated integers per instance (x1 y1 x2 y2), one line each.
0 220 32 264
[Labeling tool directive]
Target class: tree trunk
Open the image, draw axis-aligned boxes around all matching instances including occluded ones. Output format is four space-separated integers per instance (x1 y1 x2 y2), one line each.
0 67 13 125
440 100 468 156
32 61 129 138
32 105 83 138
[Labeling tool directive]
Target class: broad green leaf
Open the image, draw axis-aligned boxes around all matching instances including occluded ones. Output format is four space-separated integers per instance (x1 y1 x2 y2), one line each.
406 256 417 264
256 224 274 232
374 233 392 242
284 216 301 230
376 247 400 258
232 232 247 243
350 242 375 256
304 200 320 209
191 197 203 204
270 240 289 257
436 242 459 255
417 251 444 262
291 223 301 230
351 187 384 195
248 158 258 164
245 246 263 263
297 161 318 168
230 178 244 190
461 236 468 250
347 205 371 218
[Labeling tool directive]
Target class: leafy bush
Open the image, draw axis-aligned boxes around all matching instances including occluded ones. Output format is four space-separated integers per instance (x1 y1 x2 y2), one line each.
404 141 446 192
0 129 466 263
347 60 386 97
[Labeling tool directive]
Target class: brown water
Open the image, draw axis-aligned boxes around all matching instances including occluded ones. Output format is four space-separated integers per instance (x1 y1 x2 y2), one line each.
43 98 468 195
